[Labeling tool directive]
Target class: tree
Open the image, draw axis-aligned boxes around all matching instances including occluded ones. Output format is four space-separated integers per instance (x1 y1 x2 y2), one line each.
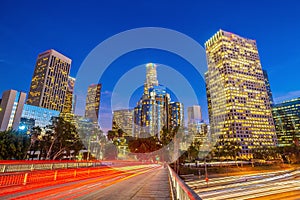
0 130 30 160
187 145 199 161
107 130 117 141
253 146 278 161
25 126 42 160
128 135 161 160
31 117 83 160
117 129 124 137
214 139 241 165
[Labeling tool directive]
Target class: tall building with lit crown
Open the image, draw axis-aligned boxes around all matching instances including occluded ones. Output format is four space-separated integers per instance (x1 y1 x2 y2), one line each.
134 63 183 138
0 90 26 131
205 30 277 158
143 63 159 96
85 84 101 122
27 49 71 112
272 98 300 147
112 109 133 136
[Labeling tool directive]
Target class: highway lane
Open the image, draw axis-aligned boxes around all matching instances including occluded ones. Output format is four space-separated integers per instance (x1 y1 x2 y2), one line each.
185 169 300 200
1 164 171 200
248 190 300 200
75 166 171 200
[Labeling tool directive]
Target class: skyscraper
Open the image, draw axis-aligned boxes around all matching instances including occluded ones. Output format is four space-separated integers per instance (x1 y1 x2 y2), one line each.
134 63 183 138
27 49 71 112
263 70 274 106
0 90 26 131
144 63 159 96
63 76 76 114
187 105 202 124
205 30 277 158
60 76 76 124
85 84 101 122
272 98 300 147
187 105 204 137
134 85 170 137
169 102 184 129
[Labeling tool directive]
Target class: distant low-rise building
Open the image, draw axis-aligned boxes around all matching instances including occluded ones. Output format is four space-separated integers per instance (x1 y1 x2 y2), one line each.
21 104 60 128
112 109 133 136
272 98 300 147
18 118 35 133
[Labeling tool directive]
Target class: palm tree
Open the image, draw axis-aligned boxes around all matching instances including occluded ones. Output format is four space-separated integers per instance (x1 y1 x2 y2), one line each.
25 126 42 160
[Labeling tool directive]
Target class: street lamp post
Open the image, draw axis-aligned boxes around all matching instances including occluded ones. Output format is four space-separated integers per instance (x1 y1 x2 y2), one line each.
205 158 208 187
87 134 91 161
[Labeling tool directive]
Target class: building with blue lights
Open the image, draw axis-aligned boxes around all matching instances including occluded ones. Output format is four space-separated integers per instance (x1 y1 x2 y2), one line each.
272 98 300 147
134 63 184 138
21 104 60 128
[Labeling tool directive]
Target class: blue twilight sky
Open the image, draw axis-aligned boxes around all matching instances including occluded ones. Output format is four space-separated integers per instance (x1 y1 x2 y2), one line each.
0 0 300 130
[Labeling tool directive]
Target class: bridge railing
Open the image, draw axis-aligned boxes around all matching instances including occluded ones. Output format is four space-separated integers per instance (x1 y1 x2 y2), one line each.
0 161 105 173
167 165 202 200
0 161 156 187
0 166 111 187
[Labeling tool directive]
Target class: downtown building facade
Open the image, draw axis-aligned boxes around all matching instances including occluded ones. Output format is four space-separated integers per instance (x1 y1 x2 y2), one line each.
134 63 184 138
27 49 71 112
187 105 202 124
60 76 76 123
263 70 274 106
187 105 210 151
187 105 208 135
62 76 76 114
112 109 134 136
0 89 59 131
0 90 26 131
205 30 277 158
187 105 204 136
272 98 300 147
85 84 101 123
21 104 60 128
168 102 184 130
0 49 72 132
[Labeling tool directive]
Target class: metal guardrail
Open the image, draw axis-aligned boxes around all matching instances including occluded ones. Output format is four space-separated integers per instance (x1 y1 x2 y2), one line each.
0 162 155 187
0 166 112 187
0 161 107 173
167 165 202 200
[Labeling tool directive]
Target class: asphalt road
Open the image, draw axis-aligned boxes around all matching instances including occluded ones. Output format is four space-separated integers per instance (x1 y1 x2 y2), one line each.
0 164 171 200
185 168 300 200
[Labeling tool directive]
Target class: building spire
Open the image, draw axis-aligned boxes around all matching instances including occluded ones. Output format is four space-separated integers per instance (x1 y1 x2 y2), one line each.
144 63 158 95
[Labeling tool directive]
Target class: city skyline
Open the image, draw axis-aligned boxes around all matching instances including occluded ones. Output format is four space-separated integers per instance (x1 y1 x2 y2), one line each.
1 2 300 199
0 31 299 132
1 1 300 106
1 1 300 133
